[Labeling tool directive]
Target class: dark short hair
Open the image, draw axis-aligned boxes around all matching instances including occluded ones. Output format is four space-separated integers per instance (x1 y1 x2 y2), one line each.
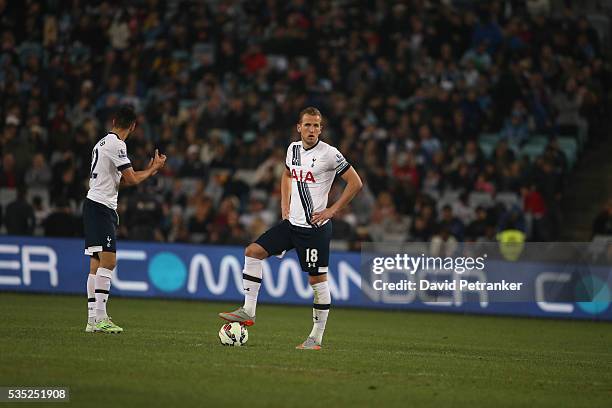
113 105 137 129
16 185 28 199
298 107 323 123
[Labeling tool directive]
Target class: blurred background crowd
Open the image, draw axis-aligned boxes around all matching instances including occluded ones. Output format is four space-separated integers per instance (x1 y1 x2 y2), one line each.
1 0 612 250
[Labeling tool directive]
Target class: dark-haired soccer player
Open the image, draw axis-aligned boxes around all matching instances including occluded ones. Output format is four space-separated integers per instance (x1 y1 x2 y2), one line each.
83 106 166 333
219 107 362 349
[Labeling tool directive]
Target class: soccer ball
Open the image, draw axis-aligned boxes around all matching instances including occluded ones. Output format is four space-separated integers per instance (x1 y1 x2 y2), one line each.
218 322 248 346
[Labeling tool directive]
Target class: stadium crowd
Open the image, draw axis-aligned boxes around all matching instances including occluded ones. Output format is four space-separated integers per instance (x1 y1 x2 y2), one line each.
1 0 611 249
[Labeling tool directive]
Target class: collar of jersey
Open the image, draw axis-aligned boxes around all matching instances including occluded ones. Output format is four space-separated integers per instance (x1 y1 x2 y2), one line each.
108 132 121 140
302 140 320 151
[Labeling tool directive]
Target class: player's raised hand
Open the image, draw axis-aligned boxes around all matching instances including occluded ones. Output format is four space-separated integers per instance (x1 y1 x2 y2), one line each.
147 149 166 176
152 149 166 169
311 207 336 225
146 156 159 176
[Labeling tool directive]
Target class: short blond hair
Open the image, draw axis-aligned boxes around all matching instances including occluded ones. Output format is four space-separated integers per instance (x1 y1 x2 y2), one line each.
298 107 323 123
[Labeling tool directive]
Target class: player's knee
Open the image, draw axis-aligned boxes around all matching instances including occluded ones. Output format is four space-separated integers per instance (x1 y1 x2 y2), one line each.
89 255 99 274
309 274 327 285
245 243 267 260
98 253 117 270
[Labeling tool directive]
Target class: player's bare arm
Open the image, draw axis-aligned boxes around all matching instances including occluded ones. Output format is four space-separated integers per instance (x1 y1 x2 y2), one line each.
281 167 292 219
121 149 167 186
311 166 362 225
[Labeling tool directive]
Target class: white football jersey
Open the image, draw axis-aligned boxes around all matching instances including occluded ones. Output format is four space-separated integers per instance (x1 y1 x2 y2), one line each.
86 132 132 210
285 140 350 228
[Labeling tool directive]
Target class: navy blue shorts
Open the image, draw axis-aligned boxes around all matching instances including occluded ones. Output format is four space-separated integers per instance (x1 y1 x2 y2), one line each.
83 198 118 256
255 219 332 276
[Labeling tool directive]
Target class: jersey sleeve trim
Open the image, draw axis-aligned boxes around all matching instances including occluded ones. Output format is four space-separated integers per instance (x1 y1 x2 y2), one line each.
334 161 349 170
285 143 294 168
336 163 351 177
117 163 132 171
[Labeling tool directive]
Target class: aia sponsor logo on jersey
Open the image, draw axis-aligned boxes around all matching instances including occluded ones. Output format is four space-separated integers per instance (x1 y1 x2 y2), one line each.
291 168 316 183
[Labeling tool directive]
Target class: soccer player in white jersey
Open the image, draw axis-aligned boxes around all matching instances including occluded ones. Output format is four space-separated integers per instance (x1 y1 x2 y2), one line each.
219 107 362 349
83 106 166 333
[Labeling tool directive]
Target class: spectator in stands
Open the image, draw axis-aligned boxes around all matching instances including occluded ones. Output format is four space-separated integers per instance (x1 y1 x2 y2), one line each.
124 186 164 241
439 204 465 241
499 101 530 146
25 153 52 189
51 165 84 207
544 140 568 173
239 196 275 232
220 210 249 246
4 186 35 236
368 191 409 241
463 140 484 170
452 192 474 225
331 206 357 244
0 153 20 188
43 198 81 237
430 225 459 257
498 160 524 192
4 115 35 174
410 216 432 242
179 144 207 178
492 140 516 171
474 173 496 195
187 197 214 244
419 125 442 159
498 206 527 234
31 195 49 232
0 1 608 248
466 206 490 241
349 170 375 225
449 163 474 191
553 78 587 132
534 159 563 238
461 41 492 72
522 184 548 240
350 226 373 251
166 212 190 243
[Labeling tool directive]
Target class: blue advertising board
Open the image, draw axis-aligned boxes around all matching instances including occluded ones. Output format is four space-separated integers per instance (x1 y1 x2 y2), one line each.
0 236 610 321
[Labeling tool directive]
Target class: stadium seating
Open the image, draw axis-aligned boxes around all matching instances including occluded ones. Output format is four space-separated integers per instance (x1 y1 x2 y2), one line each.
0 0 607 245
478 133 500 159
495 192 522 211
469 192 494 209
558 137 579 169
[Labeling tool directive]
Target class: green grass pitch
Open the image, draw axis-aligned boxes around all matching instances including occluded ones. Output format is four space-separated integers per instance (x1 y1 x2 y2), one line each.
0 293 610 407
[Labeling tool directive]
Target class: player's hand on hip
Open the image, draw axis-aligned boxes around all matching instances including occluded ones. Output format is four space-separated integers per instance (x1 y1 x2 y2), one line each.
311 208 336 225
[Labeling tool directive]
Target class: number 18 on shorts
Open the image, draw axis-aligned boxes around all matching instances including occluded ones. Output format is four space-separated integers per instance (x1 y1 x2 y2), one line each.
255 219 332 276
